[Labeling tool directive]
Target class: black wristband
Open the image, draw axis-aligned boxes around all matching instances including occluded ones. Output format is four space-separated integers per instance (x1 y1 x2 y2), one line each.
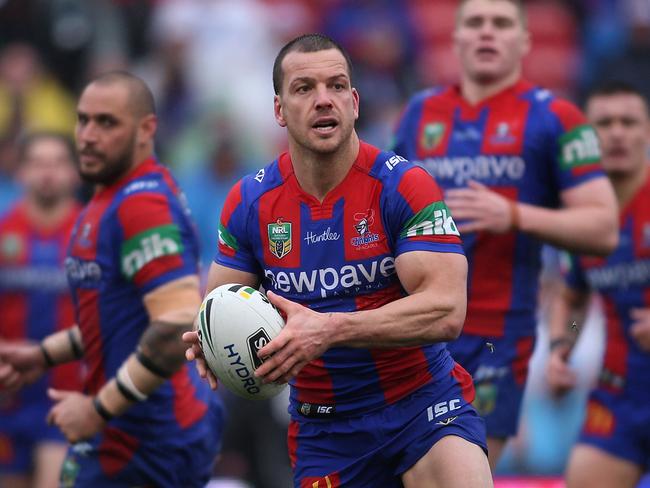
115 376 141 403
40 343 55 367
550 337 574 352
68 329 83 359
93 396 114 422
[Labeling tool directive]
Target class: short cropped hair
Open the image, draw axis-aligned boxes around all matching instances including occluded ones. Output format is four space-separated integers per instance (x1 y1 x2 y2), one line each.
85 70 156 118
272 33 353 95
456 0 527 29
17 131 78 167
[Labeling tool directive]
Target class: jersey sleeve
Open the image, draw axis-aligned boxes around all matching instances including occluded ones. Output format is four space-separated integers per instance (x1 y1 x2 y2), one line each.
563 252 588 292
116 191 198 293
391 91 427 160
548 99 606 191
385 164 464 257
214 180 259 274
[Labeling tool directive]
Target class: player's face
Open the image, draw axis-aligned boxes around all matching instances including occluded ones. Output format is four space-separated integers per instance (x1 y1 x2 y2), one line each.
274 49 359 155
75 82 138 185
587 93 650 176
19 137 79 207
454 0 529 85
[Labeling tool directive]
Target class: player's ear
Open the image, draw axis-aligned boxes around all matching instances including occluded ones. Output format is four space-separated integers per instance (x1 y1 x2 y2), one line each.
352 87 360 121
274 95 287 128
138 114 157 146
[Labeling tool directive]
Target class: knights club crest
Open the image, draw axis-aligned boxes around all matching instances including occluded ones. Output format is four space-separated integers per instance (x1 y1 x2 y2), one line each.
268 219 292 259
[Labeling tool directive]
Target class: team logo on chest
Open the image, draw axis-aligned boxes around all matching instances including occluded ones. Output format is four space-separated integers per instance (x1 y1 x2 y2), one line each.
268 219 292 259
421 122 445 150
351 209 380 248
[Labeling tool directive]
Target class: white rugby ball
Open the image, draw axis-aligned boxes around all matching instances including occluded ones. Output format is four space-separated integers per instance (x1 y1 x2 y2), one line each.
197 283 286 400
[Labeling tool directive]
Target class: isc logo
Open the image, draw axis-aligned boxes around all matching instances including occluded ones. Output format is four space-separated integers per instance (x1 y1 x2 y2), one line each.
317 406 333 414
385 154 406 170
427 399 461 421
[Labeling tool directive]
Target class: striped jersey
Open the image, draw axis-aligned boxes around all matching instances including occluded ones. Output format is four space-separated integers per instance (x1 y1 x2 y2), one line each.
393 79 605 337
66 157 216 443
0 201 82 410
216 141 465 416
567 172 650 396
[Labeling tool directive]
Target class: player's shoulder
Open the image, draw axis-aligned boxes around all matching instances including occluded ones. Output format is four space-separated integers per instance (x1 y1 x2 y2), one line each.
232 156 287 205
366 144 430 186
405 85 451 108
523 84 587 128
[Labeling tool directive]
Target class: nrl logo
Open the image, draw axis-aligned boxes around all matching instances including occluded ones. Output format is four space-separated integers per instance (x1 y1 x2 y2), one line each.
421 122 445 150
268 219 292 259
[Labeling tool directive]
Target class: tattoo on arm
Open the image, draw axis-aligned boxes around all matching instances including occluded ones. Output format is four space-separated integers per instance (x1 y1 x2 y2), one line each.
137 321 194 378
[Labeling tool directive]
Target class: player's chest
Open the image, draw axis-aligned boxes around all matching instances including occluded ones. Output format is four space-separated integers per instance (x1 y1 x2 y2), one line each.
254 195 391 270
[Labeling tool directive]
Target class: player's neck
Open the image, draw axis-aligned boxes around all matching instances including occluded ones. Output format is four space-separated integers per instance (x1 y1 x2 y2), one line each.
460 69 521 105
610 162 649 209
24 196 75 230
290 132 360 202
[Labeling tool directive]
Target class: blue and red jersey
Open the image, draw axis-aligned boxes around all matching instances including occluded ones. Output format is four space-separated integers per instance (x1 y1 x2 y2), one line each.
0 201 82 411
393 79 605 337
66 157 216 446
217 141 467 417
566 172 650 398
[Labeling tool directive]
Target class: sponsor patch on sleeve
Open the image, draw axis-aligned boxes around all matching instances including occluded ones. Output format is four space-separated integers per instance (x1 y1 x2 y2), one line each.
218 223 239 257
121 224 183 279
559 125 600 170
400 201 460 238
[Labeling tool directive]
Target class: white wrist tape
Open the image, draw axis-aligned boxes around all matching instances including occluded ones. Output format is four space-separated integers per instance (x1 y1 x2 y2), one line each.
117 364 149 402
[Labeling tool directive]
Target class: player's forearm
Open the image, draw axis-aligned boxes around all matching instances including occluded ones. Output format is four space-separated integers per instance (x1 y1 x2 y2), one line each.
40 325 84 367
516 201 617 255
330 288 466 348
548 286 588 350
94 320 194 418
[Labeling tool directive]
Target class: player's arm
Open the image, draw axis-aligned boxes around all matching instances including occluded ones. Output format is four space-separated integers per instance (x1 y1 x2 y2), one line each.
91 275 203 420
546 279 590 397
515 177 618 255
0 325 83 391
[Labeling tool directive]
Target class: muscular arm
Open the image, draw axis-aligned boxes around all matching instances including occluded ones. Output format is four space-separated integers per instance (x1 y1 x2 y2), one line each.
331 251 467 347
256 250 467 382
518 177 618 255
95 275 202 417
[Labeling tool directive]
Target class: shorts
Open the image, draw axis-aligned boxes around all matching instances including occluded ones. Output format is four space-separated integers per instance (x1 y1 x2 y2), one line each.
59 404 224 488
578 388 650 469
288 365 487 488
447 333 535 438
0 403 66 475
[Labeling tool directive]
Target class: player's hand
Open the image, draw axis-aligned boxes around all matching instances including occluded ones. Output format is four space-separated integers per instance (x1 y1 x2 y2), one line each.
0 341 47 392
546 347 576 397
46 389 104 443
445 180 514 234
630 308 650 352
255 290 333 384
182 330 218 390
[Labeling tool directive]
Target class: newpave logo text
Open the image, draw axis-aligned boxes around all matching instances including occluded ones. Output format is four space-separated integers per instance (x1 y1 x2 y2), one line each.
121 224 183 278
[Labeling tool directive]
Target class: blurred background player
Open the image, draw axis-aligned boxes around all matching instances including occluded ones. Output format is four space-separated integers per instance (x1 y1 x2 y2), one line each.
392 0 618 469
0 71 223 487
547 81 650 488
0 131 83 488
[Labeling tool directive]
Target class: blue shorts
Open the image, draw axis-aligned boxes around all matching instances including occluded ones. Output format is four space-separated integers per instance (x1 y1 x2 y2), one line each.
288 365 487 487
447 334 535 438
59 404 224 488
578 387 650 469
0 403 66 475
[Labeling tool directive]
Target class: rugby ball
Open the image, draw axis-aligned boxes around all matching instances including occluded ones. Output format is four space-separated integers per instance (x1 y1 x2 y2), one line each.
197 283 286 400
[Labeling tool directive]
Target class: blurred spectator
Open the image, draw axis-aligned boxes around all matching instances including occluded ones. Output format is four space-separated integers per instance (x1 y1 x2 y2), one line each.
0 42 76 214
176 116 250 282
0 131 83 488
322 0 419 147
149 0 284 167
